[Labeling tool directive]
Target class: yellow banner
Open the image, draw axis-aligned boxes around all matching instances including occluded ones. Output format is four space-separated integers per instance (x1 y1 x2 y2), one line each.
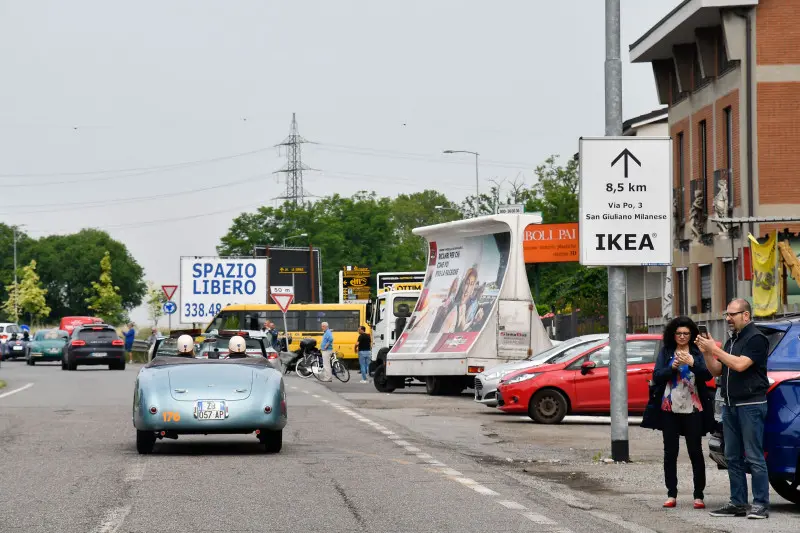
748 231 780 317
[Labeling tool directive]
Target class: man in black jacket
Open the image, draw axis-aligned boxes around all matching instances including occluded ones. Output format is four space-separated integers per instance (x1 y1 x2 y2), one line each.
695 298 770 520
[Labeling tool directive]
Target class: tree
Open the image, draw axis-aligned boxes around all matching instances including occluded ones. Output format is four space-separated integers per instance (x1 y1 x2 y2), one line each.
31 229 146 317
2 260 51 323
0 224 35 321
145 282 167 326
85 252 126 325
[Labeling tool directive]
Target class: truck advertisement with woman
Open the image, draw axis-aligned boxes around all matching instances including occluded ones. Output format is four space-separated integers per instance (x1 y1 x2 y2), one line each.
379 214 552 395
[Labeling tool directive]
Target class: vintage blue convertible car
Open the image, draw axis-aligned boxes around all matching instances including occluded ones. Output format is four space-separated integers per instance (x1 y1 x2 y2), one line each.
132 354 287 454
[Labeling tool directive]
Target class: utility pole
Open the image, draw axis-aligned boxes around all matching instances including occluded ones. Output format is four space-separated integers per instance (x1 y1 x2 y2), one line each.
273 113 316 208
13 225 18 319
606 0 629 462
443 150 479 197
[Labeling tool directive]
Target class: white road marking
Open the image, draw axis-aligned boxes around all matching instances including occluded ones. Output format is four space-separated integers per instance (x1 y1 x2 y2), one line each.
588 511 658 533
381 430 395 435
302 390 310 394
388 435 401 440
289 386 298 390
124 460 146 482
497 501 527 510
472 485 500 496
416 453 432 459
452 477 478 486
0 383 34 399
522 512 558 525
404 446 421 453
393 440 411 446
312 394 320 398
91 505 131 533
438 468 463 476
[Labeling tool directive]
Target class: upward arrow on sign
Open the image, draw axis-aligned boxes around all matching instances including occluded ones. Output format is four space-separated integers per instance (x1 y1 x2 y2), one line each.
610 148 641 178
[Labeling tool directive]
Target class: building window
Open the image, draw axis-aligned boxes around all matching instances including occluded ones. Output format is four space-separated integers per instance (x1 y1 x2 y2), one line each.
677 269 689 316
677 132 685 221
700 264 712 313
699 120 708 182
724 107 733 171
723 259 737 307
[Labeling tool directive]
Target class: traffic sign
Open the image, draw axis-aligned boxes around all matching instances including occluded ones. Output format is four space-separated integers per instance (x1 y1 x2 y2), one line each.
163 301 177 315
578 136 672 266
161 285 178 301
270 286 294 313
497 204 525 214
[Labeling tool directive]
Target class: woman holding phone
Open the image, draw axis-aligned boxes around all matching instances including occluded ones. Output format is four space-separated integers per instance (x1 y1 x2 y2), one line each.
642 316 714 509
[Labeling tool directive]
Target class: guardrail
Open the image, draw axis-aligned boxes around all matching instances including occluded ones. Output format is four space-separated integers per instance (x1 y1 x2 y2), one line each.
132 339 150 352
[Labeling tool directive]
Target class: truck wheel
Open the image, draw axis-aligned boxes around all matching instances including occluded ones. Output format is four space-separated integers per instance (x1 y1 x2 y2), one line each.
769 476 800 505
528 389 568 424
373 364 396 393
425 377 444 396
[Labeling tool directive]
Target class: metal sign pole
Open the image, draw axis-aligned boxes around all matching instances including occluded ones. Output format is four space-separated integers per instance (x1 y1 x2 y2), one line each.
606 0 629 462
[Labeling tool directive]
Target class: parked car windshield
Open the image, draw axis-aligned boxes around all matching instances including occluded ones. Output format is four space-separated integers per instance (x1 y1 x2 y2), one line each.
526 337 607 364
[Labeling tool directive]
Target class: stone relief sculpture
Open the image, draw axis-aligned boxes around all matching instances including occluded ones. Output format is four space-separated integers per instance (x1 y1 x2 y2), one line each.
713 179 729 234
690 189 704 241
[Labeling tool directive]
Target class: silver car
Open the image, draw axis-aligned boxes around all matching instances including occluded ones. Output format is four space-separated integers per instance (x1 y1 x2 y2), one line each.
474 334 609 407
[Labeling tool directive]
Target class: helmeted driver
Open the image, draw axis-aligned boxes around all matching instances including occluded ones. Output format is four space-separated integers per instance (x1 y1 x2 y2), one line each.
176 334 195 358
228 335 248 358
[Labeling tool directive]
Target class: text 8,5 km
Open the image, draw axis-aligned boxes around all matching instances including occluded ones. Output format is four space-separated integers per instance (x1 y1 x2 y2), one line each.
606 183 647 193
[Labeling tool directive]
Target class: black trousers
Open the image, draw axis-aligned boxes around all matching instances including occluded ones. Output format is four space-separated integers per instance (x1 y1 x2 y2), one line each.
662 410 706 499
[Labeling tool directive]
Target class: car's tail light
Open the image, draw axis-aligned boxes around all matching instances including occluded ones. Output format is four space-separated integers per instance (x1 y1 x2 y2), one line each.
71 340 86 346
267 353 278 360
264 406 272 414
149 406 158 414
92 327 104 330
468 366 484 373
112 340 124 346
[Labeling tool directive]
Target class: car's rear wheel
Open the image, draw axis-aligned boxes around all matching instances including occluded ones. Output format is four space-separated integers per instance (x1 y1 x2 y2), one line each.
61 359 67 370
110 360 125 371
770 476 800 505
529 389 568 424
29 359 35 366
136 430 156 454
260 429 282 453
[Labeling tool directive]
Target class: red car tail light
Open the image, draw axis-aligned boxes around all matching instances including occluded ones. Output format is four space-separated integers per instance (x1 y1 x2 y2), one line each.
264 406 272 414
267 353 278 360
112 340 124 346
149 406 158 414
71 340 86 346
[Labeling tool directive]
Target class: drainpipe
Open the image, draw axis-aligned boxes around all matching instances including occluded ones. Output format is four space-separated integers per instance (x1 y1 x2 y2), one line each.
734 9 755 236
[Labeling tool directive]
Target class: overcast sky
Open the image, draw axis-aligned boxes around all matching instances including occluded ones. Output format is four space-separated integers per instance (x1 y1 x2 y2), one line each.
0 0 678 326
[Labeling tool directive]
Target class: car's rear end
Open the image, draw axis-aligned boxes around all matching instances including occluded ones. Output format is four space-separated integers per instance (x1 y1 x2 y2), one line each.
64 325 126 370
28 330 69 364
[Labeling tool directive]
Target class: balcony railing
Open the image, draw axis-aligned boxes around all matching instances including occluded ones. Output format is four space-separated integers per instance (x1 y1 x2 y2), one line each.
713 168 733 215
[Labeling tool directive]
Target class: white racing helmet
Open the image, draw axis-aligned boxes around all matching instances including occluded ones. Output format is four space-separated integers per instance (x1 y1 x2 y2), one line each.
228 335 247 354
177 334 194 355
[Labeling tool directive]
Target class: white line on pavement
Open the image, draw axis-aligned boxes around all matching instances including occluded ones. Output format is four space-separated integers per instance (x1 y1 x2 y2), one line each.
404 446 421 453
472 485 500 496
0 383 33 399
312 394 320 398
415 453 432 459
497 501 527 510
393 440 411 446
522 512 558 525
90 505 131 533
588 510 658 533
452 477 478 486
438 468 463 477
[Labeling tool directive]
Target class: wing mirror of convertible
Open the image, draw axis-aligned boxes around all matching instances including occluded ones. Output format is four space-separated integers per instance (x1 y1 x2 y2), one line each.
580 361 596 375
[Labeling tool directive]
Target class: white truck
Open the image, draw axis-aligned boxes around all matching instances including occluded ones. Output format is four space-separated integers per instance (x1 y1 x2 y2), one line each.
376 214 552 395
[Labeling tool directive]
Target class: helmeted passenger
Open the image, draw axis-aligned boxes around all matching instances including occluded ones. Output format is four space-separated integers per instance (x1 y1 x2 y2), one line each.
176 334 195 357
228 335 248 358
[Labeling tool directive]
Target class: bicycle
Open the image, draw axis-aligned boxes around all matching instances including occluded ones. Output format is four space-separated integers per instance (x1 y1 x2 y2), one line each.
311 351 350 383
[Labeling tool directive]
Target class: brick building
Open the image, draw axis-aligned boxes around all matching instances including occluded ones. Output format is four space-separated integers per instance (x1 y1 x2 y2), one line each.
630 0 800 332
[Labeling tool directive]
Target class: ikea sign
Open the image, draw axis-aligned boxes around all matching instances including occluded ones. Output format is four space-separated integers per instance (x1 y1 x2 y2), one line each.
179 257 267 322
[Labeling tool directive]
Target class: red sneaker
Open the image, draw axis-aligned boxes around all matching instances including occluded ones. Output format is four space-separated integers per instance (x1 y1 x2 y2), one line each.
663 498 677 508
694 500 705 509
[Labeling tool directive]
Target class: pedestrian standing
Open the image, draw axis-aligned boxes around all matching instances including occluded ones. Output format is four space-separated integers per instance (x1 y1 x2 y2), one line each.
642 316 713 509
320 321 333 382
355 326 372 383
696 298 771 520
124 322 136 364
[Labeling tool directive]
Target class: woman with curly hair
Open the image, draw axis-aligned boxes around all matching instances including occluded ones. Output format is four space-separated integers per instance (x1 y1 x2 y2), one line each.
643 315 714 509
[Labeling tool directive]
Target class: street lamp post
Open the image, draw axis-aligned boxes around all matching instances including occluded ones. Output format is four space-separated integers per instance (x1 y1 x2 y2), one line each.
283 233 308 292
12 224 25 320
443 150 479 198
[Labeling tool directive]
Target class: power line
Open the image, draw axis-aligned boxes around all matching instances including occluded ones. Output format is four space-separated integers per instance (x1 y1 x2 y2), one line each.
0 146 272 179
0 174 266 216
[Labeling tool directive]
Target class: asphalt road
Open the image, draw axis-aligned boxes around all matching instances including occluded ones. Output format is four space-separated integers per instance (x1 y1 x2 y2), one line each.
0 361 797 533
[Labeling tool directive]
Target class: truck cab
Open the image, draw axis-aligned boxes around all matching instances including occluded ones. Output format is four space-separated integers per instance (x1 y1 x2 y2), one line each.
368 289 419 379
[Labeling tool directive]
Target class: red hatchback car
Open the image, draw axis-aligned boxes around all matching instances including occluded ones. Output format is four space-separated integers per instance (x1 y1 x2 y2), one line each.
496 334 717 424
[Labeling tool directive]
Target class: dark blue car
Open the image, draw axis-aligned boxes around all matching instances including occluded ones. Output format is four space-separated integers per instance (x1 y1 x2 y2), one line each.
708 317 800 505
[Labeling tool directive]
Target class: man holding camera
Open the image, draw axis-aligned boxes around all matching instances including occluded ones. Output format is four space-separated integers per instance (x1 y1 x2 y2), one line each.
695 298 770 520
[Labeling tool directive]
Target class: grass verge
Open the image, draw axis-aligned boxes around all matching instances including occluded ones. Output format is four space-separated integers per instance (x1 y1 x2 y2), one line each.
0 380 7 390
